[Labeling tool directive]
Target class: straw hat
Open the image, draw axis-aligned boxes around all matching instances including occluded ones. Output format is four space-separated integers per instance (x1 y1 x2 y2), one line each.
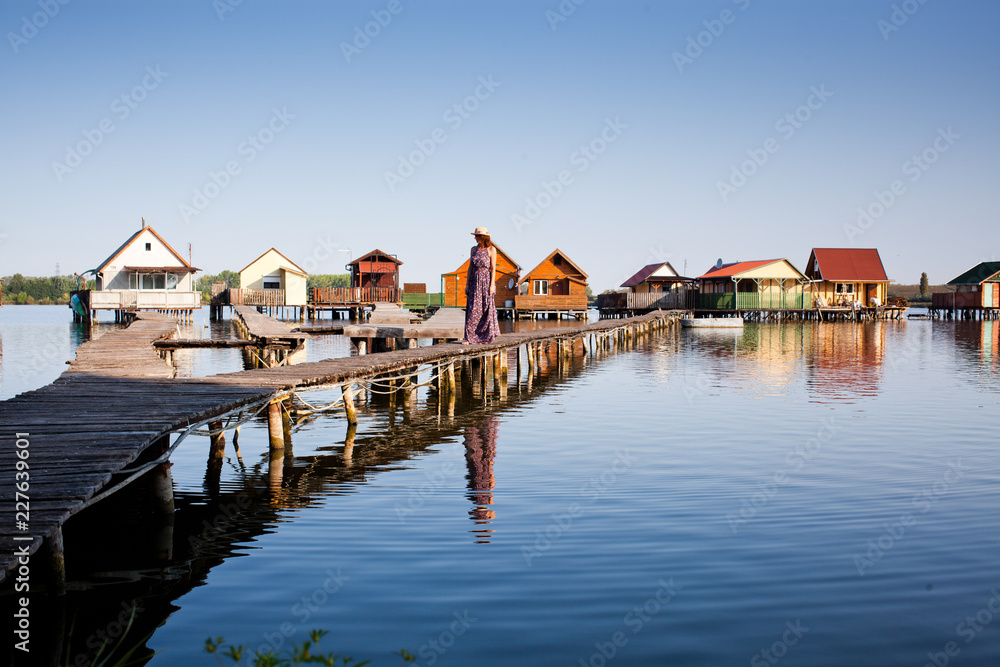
471 227 491 237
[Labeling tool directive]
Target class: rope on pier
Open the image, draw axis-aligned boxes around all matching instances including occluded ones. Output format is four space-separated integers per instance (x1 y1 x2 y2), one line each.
80 394 277 510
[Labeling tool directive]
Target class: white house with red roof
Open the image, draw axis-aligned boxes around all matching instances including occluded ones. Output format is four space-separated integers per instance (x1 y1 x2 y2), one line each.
697 259 808 311
83 220 201 314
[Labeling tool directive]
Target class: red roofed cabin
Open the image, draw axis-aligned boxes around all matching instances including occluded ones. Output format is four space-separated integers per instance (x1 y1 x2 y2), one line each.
441 244 521 316
698 259 807 311
805 248 890 307
348 249 402 303
515 249 589 319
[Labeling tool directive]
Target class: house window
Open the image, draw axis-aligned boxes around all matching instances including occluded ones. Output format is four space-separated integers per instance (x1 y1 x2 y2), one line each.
153 274 165 289
263 274 281 290
142 274 154 290
166 273 179 290
533 279 549 295
836 283 854 294
129 274 138 289
554 256 562 266
145 242 152 252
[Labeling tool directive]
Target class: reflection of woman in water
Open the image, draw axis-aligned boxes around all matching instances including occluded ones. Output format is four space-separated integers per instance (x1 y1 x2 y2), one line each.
464 415 498 538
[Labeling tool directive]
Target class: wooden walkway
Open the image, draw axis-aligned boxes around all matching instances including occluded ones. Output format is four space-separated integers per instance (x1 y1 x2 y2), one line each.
0 309 683 584
232 304 310 345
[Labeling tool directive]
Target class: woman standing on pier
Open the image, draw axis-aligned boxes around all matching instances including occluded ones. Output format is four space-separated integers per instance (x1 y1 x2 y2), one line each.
463 227 500 344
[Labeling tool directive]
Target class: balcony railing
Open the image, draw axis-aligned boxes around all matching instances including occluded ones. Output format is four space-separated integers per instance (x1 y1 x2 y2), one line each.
310 287 402 305
514 295 588 311
700 292 804 310
401 292 444 308
87 290 202 310
227 288 286 307
597 291 689 310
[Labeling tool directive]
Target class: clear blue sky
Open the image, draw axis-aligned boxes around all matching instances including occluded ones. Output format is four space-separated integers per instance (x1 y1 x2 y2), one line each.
1 0 997 288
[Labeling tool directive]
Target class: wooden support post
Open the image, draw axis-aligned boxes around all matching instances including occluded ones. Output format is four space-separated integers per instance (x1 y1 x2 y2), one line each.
343 422 357 465
267 399 284 454
446 361 456 396
208 420 225 460
45 527 67 596
356 339 367 356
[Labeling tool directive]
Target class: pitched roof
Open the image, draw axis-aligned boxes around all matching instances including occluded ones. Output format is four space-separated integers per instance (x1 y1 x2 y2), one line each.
522 248 588 280
698 259 782 279
96 225 191 273
808 248 889 282
947 261 1000 285
444 243 521 275
239 247 309 276
620 262 692 287
349 249 403 266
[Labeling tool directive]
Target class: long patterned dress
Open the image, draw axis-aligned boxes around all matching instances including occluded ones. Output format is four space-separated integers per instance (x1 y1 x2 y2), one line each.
464 246 500 344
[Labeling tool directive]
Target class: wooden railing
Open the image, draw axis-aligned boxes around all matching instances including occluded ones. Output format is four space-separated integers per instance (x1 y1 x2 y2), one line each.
932 291 982 309
86 290 202 310
310 287 402 304
597 291 689 310
227 288 285 307
402 292 444 308
700 292 804 310
514 295 588 311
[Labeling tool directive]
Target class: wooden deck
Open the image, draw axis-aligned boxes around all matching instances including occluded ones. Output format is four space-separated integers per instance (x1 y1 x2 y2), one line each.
0 308 684 584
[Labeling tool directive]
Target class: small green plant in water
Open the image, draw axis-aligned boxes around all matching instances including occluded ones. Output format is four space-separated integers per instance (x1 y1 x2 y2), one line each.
206 629 414 666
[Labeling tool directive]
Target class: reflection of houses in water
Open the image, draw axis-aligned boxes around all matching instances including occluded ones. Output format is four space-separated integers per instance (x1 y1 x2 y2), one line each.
464 415 498 542
26 343 590 665
805 323 886 402
952 321 1000 382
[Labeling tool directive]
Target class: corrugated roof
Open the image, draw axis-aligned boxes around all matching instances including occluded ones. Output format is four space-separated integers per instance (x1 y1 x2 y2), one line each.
697 259 780 279
809 248 888 281
947 261 1000 285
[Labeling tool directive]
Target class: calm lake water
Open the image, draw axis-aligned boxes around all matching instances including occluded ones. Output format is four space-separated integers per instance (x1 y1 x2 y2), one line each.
2 305 999 666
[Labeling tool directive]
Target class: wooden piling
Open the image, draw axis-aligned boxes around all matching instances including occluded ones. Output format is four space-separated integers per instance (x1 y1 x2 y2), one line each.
267 399 284 453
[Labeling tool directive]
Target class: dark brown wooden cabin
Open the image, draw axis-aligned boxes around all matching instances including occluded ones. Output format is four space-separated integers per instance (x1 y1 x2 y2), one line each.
441 244 521 311
515 249 589 318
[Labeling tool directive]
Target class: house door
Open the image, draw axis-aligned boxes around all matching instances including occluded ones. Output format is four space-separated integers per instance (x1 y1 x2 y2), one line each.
984 282 995 308
866 284 878 306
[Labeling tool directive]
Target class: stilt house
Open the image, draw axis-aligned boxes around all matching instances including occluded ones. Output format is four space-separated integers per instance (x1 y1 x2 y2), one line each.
441 244 521 311
697 259 807 310
804 248 890 307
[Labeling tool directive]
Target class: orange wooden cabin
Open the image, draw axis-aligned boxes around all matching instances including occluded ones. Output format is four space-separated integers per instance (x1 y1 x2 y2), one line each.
515 249 589 318
441 244 521 313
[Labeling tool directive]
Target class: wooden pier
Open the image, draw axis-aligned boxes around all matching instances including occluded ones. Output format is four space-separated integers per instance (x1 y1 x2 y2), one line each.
0 308 684 587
